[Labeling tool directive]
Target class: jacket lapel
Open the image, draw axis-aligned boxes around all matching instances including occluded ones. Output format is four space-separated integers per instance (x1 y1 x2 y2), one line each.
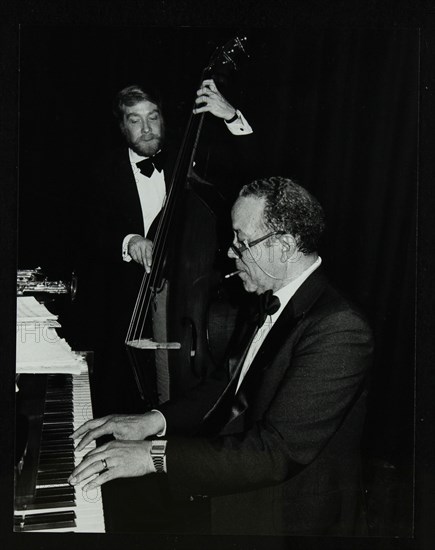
197 319 258 436
222 268 329 431
250 268 328 374
115 148 145 236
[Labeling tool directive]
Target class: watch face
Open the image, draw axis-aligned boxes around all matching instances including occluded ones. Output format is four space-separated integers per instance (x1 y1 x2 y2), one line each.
151 441 167 455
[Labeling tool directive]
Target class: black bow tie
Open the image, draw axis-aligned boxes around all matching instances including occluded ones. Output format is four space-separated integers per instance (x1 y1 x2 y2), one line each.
255 290 281 328
136 151 165 178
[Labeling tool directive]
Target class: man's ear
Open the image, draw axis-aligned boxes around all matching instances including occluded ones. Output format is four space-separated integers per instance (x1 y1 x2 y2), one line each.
280 234 299 262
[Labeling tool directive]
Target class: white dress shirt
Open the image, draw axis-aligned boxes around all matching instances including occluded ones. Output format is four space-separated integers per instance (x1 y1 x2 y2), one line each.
129 148 167 237
122 148 167 261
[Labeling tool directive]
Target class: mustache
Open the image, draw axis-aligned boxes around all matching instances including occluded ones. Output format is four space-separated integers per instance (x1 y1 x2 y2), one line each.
138 134 158 142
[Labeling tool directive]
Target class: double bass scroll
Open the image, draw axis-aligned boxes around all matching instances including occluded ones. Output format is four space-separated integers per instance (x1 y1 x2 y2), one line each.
126 34 249 406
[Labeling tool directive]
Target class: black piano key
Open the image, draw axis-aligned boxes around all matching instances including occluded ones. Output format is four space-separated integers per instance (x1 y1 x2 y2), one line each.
42 430 73 438
42 426 73 433
40 439 72 447
46 389 72 396
38 459 74 469
41 437 72 445
42 421 74 429
34 494 76 507
45 395 72 402
44 408 73 414
40 444 72 453
44 410 72 417
40 444 73 451
45 398 73 406
43 415 74 430
36 486 75 498
41 465 73 475
42 422 73 430
37 462 75 473
41 431 73 439
48 388 72 393
39 446 72 455
38 446 69 454
41 435 70 442
42 429 73 437
37 471 71 483
41 433 74 442
44 398 70 404
14 511 77 531
39 453 74 467
44 410 74 417
42 427 73 434
40 451 72 459
25 494 76 510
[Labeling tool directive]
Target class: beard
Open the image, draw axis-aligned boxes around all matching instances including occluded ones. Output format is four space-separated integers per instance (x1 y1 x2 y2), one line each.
129 133 163 157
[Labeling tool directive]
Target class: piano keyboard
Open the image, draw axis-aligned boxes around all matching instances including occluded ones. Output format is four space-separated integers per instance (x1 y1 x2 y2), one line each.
14 366 105 532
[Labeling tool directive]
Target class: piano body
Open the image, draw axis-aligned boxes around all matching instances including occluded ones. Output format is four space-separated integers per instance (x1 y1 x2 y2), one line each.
13 270 192 535
14 273 105 533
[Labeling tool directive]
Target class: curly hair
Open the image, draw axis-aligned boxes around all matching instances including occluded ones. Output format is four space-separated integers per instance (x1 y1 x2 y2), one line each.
239 176 325 254
112 85 162 121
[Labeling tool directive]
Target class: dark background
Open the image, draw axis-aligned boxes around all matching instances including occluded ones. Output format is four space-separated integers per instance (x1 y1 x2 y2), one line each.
2 3 434 549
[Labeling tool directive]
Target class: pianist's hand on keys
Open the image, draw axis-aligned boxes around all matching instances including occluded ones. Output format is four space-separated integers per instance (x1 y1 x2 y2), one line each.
69 411 167 489
68 439 157 490
70 411 166 451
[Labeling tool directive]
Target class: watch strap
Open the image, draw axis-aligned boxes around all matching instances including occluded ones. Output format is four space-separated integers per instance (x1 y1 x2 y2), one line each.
150 440 167 473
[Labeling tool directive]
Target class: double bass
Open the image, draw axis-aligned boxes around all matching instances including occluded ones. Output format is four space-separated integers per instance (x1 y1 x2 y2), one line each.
125 35 249 407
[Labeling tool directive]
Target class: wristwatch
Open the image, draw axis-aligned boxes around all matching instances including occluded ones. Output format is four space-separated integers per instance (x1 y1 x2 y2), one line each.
150 440 167 473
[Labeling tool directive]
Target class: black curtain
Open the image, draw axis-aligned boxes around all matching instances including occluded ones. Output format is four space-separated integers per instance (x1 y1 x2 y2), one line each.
18 27 418 537
249 30 418 463
236 30 418 535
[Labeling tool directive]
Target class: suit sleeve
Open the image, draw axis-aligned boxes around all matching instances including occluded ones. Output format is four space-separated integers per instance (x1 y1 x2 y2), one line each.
157 366 229 436
87 164 130 265
82 153 145 266
164 308 373 498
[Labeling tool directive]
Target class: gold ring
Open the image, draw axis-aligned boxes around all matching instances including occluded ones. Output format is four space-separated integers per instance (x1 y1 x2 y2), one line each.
101 458 108 471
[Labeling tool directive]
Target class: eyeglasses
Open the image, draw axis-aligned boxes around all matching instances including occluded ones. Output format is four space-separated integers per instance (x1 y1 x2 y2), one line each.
230 231 285 259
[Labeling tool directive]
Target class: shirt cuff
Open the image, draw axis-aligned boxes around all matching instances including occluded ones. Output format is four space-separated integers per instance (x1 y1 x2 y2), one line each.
151 409 167 436
225 109 253 135
122 233 141 262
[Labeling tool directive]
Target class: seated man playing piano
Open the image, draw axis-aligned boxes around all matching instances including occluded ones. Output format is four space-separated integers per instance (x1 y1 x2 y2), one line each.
70 177 373 536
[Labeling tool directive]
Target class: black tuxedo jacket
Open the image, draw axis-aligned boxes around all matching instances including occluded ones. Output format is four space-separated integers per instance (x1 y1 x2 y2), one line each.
75 146 177 348
158 269 373 536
